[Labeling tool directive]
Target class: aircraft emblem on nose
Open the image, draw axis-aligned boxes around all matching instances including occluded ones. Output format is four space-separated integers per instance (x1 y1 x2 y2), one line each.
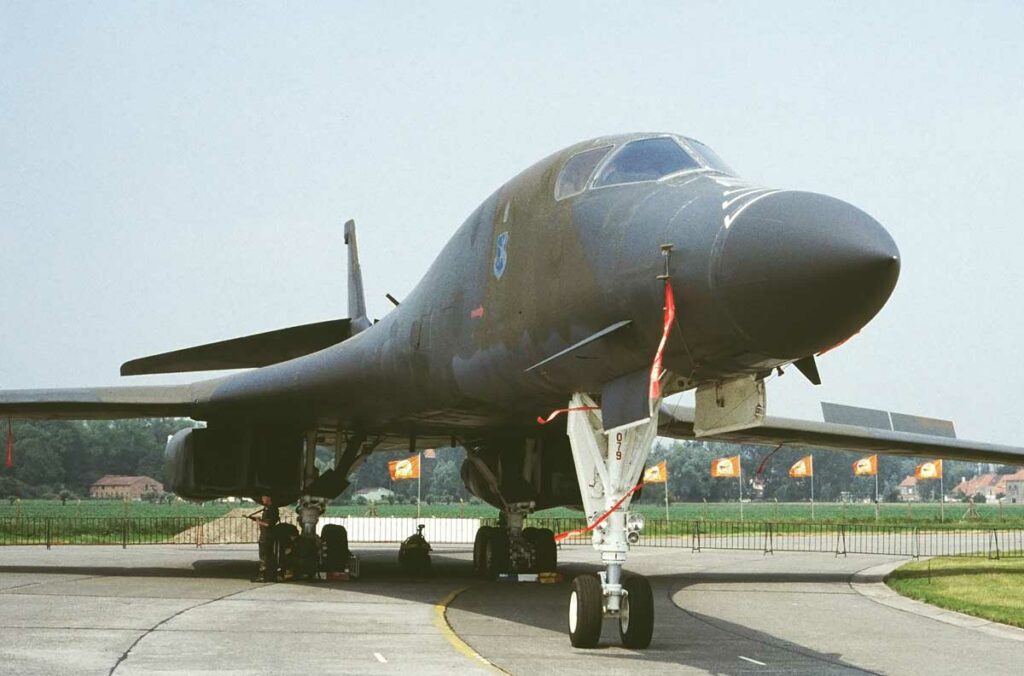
493 231 509 279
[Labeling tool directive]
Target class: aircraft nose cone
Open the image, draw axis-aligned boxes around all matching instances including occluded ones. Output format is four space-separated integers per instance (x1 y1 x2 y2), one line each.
714 191 900 359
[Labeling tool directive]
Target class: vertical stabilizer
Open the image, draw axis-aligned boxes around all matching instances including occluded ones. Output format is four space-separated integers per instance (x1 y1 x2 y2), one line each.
344 220 372 333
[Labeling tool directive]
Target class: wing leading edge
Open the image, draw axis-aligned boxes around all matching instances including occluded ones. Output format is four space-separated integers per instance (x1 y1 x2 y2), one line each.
0 382 218 420
658 403 1024 466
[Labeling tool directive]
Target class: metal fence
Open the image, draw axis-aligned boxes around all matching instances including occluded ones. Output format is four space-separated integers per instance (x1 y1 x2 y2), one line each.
1 515 1021 559
511 517 1024 559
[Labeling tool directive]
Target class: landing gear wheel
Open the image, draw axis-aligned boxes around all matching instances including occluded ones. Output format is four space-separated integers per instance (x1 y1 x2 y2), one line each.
619 576 654 649
483 527 508 579
568 574 603 648
321 524 350 572
473 526 493 576
524 527 557 572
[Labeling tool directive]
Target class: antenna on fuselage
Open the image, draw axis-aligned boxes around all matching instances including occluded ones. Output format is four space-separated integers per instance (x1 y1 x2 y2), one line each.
344 219 372 334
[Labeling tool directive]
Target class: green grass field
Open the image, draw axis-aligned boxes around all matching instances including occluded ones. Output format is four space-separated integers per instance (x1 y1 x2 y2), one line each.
0 500 234 519
0 499 1022 526
887 555 1024 629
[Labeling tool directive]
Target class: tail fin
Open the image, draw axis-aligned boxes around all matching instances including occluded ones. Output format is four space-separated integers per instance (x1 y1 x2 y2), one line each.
344 219 371 333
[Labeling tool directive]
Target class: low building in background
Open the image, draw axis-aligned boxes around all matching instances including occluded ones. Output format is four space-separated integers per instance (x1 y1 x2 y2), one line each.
897 475 919 502
89 475 163 500
354 487 395 503
952 469 1024 503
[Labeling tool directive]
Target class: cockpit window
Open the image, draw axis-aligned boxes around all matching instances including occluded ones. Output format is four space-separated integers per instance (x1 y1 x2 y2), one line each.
685 138 736 176
592 137 700 187
555 146 613 200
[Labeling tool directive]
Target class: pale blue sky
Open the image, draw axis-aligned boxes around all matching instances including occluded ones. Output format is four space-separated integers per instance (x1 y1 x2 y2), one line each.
2 2 1022 443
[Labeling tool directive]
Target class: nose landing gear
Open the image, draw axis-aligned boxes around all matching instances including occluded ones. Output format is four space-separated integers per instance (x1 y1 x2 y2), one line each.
563 393 659 649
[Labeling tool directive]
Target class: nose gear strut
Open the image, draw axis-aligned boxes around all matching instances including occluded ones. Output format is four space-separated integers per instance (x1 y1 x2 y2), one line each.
564 392 660 649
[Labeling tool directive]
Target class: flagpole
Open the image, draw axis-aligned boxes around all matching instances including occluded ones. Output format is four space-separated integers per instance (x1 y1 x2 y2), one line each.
874 467 880 522
417 452 422 521
810 461 815 521
739 460 744 522
939 472 944 523
664 475 670 522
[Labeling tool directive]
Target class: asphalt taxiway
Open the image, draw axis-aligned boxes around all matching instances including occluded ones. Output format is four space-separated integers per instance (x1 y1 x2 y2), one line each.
0 543 1020 675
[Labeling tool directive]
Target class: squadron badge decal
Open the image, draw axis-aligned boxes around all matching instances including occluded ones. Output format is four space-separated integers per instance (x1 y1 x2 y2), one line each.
493 231 509 279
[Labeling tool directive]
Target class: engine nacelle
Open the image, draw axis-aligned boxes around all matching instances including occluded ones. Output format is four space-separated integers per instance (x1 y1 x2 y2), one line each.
164 425 304 502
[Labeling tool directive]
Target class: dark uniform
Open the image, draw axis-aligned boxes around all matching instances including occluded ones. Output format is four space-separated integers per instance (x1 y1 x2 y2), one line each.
253 503 280 582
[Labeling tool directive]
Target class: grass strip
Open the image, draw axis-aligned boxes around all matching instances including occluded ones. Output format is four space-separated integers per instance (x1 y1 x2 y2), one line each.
886 554 1024 629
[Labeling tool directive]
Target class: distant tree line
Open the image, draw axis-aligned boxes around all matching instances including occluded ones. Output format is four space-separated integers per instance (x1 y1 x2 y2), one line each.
1 419 189 499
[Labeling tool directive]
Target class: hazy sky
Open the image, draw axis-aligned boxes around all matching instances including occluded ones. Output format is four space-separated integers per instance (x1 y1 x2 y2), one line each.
2 2 1022 444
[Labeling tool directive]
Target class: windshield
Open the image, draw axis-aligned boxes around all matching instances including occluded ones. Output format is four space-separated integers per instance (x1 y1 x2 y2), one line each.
593 137 701 187
685 138 736 175
555 145 613 200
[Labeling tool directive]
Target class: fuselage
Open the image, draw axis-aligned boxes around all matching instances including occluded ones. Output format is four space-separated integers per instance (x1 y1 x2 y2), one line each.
202 133 900 442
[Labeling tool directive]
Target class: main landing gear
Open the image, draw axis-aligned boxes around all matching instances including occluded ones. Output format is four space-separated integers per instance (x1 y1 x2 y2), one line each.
563 393 659 649
472 502 558 578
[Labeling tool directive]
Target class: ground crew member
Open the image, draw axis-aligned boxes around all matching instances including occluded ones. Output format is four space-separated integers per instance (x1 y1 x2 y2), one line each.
248 495 280 582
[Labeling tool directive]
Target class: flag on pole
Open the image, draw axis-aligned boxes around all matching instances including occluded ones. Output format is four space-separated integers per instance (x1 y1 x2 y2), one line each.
915 459 943 480
711 455 740 478
788 455 813 478
388 454 421 481
643 461 668 484
853 455 878 476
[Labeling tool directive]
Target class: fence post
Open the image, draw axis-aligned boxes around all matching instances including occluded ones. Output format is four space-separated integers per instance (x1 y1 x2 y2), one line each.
691 520 701 553
46 517 51 550
835 524 847 557
990 529 1000 560
122 518 128 549
913 527 920 559
763 523 773 556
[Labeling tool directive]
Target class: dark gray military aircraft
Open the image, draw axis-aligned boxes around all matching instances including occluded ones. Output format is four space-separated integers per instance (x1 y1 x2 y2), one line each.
3 132 1024 648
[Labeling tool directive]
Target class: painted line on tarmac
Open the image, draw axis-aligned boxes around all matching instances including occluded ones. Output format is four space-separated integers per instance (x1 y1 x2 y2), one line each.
374 652 387 663
739 655 767 666
433 586 509 674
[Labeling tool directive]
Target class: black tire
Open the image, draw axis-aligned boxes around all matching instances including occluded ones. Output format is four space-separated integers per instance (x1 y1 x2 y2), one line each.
483 527 509 579
321 524 350 572
568 574 603 648
533 528 557 573
473 526 493 575
619 575 654 649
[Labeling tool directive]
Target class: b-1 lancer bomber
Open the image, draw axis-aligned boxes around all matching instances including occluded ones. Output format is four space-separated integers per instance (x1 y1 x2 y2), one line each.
3 132 1023 648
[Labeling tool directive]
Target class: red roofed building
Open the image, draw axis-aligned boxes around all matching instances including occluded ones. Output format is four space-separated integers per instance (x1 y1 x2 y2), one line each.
89 475 163 500
953 474 1000 502
952 469 1024 503
898 475 919 502
996 469 1024 504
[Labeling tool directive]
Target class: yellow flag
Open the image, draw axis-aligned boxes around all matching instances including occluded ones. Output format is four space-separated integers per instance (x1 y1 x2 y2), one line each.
789 455 813 478
711 455 740 478
389 454 421 481
853 455 878 476
915 459 943 480
643 461 667 484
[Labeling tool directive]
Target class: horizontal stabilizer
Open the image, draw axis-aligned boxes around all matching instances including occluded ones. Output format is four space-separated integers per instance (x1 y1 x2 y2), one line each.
659 403 1024 466
121 319 352 376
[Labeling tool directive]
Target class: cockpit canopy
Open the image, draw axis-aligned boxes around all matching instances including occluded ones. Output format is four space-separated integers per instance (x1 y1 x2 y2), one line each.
554 134 735 201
